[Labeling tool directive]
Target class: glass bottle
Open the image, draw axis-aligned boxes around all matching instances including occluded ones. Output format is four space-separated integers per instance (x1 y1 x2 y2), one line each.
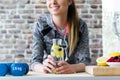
50 39 64 73
51 39 64 61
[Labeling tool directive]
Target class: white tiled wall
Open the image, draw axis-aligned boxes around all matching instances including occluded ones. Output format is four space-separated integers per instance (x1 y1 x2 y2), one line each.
102 0 120 56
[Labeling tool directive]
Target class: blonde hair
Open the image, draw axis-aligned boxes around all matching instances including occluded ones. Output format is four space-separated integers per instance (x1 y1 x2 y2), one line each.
67 0 79 56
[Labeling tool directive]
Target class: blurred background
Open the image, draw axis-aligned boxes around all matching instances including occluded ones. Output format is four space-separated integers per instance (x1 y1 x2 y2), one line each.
0 0 102 66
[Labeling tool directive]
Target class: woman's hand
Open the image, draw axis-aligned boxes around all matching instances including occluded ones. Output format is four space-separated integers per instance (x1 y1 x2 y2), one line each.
55 61 76 74
42 55 57 73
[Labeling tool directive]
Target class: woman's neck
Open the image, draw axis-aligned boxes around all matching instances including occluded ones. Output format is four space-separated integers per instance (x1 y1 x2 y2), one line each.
52 15 67 30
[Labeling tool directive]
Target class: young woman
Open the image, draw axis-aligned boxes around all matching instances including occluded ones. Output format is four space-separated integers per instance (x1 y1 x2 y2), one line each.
31 0 91 74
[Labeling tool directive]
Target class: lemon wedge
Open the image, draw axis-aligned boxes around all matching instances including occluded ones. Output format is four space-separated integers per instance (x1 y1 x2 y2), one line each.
96 56 108 66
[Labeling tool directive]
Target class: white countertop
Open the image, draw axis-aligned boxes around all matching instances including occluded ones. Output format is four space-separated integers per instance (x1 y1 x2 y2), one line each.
0 71 120 80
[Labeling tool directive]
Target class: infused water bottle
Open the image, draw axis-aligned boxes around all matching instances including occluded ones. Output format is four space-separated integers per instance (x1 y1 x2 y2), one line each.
51 39 64 61
51 39 64 73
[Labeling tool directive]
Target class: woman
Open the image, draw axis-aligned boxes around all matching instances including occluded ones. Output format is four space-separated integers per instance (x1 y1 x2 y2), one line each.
31 0 91 74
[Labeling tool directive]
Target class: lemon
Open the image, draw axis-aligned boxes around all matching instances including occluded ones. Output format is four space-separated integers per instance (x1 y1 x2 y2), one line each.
96 56 108 66
109 52 120 57
56 47 64 58
51 44 64 58
51 45 59 57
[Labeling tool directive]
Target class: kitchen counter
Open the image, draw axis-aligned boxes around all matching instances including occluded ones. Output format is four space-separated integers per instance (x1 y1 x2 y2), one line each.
0 71 120 80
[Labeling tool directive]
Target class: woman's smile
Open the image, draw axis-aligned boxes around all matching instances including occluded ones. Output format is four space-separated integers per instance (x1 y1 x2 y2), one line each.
51 5 60 11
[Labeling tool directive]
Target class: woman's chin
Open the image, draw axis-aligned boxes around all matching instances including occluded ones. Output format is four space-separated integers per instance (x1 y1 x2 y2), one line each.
51 13 60 16
50 11 61 16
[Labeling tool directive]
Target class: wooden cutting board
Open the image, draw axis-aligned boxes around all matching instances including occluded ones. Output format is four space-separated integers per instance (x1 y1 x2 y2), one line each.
85 66 120 76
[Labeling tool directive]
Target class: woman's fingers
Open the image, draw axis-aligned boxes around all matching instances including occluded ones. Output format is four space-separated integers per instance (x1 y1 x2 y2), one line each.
43 59 55 69
43 60 53 73
55 61 76 74
42 55 57 73
47 55 56 66
48 55 54 60
55 61 67 73
57 61 68 66
56 65 75 74
56 68 70 74
55 64 67 72
43 65 52 73
55 66 68 74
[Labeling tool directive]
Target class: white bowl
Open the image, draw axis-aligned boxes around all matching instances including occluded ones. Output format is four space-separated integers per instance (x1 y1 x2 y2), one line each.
107 62 120 66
